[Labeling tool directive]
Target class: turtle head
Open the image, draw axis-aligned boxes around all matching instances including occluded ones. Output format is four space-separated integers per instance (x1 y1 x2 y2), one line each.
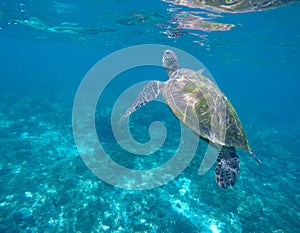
162 50 179 77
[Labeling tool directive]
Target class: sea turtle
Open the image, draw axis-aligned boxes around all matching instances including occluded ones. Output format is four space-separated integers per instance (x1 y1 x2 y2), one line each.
120 49 261 189
163 0 296 13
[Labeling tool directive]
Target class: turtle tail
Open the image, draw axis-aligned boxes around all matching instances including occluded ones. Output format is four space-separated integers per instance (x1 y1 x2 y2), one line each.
249 149 262 165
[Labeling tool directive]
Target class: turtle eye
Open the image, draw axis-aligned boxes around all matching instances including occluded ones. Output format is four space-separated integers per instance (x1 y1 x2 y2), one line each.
165 50 171 56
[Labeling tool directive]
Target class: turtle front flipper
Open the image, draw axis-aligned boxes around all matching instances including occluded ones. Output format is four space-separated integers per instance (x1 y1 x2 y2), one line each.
215 147 240 189
120 81 164 121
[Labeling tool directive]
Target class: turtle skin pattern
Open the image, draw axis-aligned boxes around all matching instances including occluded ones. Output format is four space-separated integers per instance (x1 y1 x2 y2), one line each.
215 147 240 189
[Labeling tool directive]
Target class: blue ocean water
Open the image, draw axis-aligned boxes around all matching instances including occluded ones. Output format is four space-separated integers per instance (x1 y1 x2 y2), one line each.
0 0 300 232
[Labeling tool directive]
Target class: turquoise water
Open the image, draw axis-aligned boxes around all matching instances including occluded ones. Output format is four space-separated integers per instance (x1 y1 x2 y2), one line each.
0 0 300 232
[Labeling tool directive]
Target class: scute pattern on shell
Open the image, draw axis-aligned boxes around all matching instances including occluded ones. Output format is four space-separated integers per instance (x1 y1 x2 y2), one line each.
162 68 250 151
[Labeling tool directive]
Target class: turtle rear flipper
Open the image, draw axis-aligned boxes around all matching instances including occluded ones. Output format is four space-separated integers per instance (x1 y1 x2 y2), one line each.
215 147 240 189
120 81 163 121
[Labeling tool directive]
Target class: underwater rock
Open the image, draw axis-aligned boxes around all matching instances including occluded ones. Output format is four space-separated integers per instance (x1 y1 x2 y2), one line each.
237 195 264 220
12 207 34 225
17 207 33 219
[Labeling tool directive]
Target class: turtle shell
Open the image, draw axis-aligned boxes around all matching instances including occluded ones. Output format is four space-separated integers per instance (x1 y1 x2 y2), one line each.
164 0 295 13
162 68 250 151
